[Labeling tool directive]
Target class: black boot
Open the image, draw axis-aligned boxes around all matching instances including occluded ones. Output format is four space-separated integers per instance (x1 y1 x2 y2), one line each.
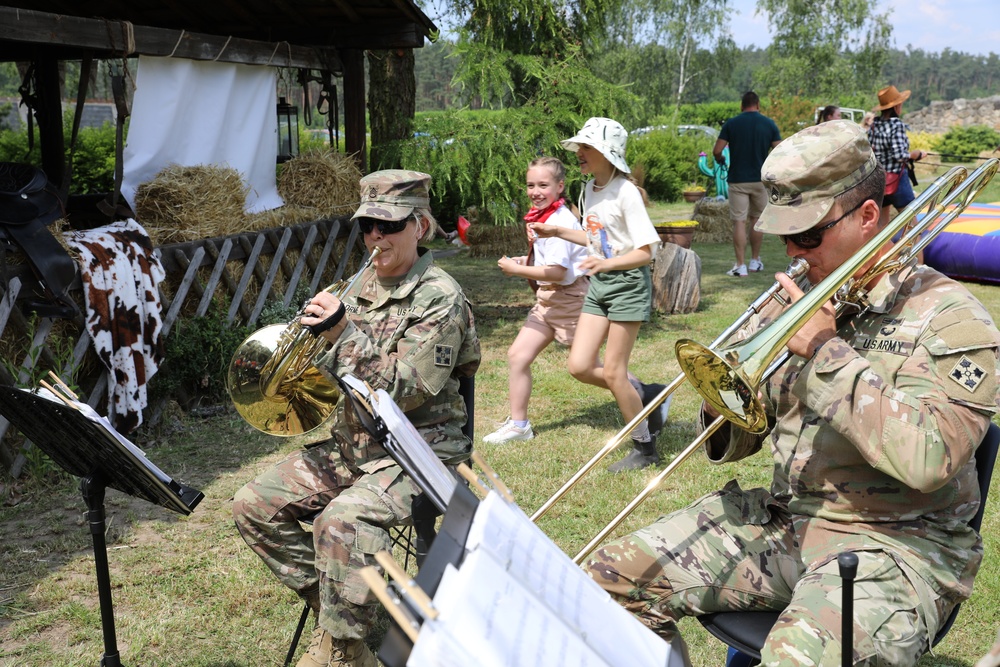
639 382 671 435
607 437 660 473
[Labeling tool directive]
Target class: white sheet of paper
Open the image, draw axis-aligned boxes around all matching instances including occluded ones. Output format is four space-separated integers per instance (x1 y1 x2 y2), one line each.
408 550 611 667
373 387 456 507
35 387 173 485
463 492 671 666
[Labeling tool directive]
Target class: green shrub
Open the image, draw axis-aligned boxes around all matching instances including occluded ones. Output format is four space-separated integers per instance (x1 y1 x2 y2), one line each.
70 124 117 194
0 127 41 165
674 101 740 129
0 117 117 194
629 130 714 202
153 305 250 409
933 125 1000 163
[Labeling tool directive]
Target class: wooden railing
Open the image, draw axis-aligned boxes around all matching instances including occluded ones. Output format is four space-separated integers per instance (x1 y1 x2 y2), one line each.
0 216 363 477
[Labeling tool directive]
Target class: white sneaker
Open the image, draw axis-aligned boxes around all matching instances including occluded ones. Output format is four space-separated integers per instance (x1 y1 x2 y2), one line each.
726 264 748 277
483 419 534 444
748 258 764 272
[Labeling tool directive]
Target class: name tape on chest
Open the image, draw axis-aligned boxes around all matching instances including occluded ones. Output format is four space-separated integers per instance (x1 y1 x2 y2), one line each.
852 334 913 356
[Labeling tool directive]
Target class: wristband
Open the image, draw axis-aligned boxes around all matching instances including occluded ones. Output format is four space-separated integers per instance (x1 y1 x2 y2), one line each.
305 302 346 336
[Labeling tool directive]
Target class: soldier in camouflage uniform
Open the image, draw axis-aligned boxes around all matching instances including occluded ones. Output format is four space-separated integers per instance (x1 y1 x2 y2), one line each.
585 121 1000 666
233 170 480 667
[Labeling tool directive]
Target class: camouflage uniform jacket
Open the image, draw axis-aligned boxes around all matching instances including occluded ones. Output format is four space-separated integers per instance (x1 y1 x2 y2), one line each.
704 262 1000 603
315 248 480 471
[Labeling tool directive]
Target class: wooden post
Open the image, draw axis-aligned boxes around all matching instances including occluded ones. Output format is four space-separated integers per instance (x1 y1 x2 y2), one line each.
651 243 701 314
34 57 66 188
340 48 367 173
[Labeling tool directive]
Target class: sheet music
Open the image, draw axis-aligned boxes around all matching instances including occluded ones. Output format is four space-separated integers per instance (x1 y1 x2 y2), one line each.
339 375 457 511
463 492 671 666
408 550 611 667
35 387 173 486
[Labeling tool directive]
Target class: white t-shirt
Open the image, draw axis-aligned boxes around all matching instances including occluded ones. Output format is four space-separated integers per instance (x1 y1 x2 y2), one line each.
532 204 589 286
581 177 658 259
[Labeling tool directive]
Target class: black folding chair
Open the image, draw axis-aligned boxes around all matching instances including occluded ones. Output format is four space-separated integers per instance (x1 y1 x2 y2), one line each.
699 422 1000 666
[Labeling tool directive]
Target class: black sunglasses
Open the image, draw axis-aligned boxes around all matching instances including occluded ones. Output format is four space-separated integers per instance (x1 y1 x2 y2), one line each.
358 217 410 235
781 200 865 249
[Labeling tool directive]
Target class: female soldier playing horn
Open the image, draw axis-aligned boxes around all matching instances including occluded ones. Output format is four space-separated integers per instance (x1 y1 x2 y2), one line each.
233 170 480 667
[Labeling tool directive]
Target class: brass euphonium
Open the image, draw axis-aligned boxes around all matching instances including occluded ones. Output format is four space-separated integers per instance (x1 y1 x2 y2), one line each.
227 247 381 436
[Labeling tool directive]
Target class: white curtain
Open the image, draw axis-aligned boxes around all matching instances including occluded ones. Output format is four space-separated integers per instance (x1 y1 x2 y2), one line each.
121 56 284 214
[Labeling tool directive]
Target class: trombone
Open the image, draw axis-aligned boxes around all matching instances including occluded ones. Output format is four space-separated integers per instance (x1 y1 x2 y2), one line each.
676 159 997 433
227 246 381 436
530 258 810 522
571 158 997 564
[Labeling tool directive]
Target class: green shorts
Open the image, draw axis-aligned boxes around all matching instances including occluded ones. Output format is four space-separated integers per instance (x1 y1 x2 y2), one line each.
582 266 651 322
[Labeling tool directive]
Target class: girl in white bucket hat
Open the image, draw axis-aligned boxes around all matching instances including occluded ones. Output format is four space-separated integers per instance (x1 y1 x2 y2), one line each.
530 117 667 473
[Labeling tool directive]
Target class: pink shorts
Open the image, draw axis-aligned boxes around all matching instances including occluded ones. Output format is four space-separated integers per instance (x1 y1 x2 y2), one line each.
524 277 589 346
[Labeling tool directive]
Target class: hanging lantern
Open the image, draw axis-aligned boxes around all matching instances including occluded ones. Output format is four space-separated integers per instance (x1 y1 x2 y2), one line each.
276 96 299 163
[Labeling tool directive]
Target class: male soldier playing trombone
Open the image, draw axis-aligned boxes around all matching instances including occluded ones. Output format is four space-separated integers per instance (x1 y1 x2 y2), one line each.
585 121 1000 665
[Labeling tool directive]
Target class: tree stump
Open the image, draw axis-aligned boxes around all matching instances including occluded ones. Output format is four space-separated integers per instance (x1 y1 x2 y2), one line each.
651 243 701 314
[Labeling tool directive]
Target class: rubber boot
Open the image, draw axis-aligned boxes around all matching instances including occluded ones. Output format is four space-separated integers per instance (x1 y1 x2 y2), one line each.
640 382 671 435
607 437 659 473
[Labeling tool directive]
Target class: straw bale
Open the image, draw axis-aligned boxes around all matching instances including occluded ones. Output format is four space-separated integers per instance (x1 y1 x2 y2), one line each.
467 224 528 259
692 198 732 244
245 205 333 233
134 164 250 246
277 149 361 219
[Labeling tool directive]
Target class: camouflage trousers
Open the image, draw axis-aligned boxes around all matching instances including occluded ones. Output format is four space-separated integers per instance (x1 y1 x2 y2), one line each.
233 440 418 640
585 481 950 666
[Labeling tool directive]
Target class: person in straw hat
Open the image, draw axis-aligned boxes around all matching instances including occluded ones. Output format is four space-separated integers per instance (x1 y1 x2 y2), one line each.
585 120 1000 665
868 84 927 226
234 169 480 667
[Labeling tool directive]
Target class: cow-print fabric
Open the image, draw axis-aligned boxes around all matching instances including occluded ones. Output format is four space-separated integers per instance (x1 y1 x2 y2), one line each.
65 219 165 433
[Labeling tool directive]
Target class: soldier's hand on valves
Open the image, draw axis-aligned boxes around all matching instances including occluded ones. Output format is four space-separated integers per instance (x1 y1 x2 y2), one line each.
775 272 837 359
300 292 346 342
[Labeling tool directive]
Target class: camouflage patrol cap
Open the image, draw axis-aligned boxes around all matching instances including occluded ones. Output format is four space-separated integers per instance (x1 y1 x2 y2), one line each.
351 169 432 221
755 120 877 235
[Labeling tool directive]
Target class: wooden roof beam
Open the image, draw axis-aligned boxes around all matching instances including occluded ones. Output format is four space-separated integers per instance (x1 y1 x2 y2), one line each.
0 6 341 71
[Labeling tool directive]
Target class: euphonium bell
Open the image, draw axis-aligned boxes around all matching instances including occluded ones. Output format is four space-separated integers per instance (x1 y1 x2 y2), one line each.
227 247 381 436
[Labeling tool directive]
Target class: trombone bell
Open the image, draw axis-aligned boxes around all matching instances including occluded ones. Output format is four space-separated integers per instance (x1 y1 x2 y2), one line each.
675 340 768 434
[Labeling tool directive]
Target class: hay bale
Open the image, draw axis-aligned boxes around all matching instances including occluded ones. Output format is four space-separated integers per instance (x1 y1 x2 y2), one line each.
277 149 361 219
244 204 335 233
467 224 528 259
692 198 731 244
134 165 249 245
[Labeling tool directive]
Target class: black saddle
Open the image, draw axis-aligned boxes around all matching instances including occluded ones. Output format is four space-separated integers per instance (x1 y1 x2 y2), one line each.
0 163 79 318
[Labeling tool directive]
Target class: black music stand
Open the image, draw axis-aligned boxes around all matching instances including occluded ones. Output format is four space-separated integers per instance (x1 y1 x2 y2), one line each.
376 482 480 667
0 385 204 667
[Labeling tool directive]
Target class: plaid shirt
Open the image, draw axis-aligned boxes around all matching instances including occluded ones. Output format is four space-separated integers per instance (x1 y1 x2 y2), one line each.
868 116 910 174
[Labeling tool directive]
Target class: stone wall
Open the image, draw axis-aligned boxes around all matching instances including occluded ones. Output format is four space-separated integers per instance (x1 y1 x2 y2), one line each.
906 96 1000 134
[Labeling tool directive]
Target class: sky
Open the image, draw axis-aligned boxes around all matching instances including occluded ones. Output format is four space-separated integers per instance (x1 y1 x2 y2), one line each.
726 0 1000 57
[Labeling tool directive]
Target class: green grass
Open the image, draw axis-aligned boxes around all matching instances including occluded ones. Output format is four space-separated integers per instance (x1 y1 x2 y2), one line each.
2 231 1000 666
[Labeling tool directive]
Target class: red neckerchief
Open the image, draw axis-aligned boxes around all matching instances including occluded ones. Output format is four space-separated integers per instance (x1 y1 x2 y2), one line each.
523 197 565 224
522 198 564 292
